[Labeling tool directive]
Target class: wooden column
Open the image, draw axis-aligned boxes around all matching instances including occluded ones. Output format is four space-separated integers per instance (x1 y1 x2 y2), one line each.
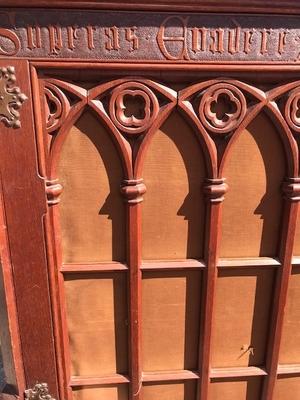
198 178 228 400
262 177 300 400
121 179 146 400
0 60 58 399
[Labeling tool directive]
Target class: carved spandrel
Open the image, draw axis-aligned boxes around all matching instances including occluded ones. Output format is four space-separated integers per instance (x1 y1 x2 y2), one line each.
0 66 27 129
0 11 300 62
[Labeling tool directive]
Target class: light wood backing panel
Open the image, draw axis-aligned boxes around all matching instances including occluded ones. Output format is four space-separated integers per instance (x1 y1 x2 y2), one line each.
72 385 128 400
64 273 128 376
208 378 262 400
58 111 125 263
273 376 300 400
143 381 197 400
294 209 300 255
142 112 205 260
211 268 275 367
220 113 284 258
142 270 201 371
279 267 300 364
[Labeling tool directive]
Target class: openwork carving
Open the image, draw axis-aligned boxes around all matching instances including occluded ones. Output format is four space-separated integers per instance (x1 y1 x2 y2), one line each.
0 66 27 128
285 87 300 133
25 383 56 400
199 83 247 134
44 82 70 134
109 81 159 135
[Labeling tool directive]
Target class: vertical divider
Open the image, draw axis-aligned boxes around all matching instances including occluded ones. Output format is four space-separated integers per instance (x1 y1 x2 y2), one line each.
261 177 300 400
121 178 146 400
197 178 228 400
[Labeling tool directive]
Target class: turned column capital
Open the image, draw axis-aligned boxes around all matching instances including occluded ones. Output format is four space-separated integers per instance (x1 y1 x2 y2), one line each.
203 178 228 203
120 178 146 204
282 177 300 201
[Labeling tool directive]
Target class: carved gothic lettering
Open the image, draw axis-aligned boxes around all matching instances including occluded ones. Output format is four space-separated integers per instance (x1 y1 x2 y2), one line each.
260 29 271 54
67 26 78 50
243 30 254 53
228 27 241 54
86 26 95 50
191 27 207 52
157 16 190 60
0 11 299 63
209 29 224 53
48 26 63 55
105 26 120 51
125 27 139 51
0 28 20 56
26 26 41 50
278 31 288 54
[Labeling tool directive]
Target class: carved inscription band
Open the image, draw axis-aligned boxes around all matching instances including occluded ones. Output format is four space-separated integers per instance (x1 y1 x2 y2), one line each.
1 11 300 62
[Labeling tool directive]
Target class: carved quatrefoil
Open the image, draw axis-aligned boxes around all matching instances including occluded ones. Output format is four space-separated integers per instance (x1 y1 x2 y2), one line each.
109 81 159 135
0 66 27 128
285 87 300 133
199 83 247 134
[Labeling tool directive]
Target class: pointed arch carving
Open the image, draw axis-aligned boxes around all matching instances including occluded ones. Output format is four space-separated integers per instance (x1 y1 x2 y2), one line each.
178 78 299 178
88 77 177 179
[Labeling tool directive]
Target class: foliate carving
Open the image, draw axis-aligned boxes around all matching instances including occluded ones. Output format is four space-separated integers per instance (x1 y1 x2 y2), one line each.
285 87 300 133
45 179 63 205
109 82 159 135
25 383 56 400
199 83 247 134
0 66 27 128
282 178 300 201
120 179 146 204
203 178 228 203
44 82 70 134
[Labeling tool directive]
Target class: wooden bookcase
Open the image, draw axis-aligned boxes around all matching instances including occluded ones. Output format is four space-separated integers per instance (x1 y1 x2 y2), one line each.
0 2 300 400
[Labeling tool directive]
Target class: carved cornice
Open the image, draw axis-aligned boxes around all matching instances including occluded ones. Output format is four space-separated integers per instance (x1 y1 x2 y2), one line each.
0 66 27 129
1 1 300 14
25 383 56 400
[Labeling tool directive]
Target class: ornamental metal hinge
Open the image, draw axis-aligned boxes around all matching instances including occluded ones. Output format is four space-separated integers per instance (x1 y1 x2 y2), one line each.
0 66 27 129
24 383 56 400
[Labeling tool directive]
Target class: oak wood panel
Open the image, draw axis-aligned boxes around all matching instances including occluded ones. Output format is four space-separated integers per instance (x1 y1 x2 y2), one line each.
142 112 205 260
142 270 201 371
208 377 262 400
58 111 125 263
142 381 197 400
220 113 285 258
211 268 275 368
72 385 128 400
64 273 128 376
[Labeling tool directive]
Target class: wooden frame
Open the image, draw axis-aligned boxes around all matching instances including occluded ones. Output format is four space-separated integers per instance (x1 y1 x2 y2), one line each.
0 4 300 400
